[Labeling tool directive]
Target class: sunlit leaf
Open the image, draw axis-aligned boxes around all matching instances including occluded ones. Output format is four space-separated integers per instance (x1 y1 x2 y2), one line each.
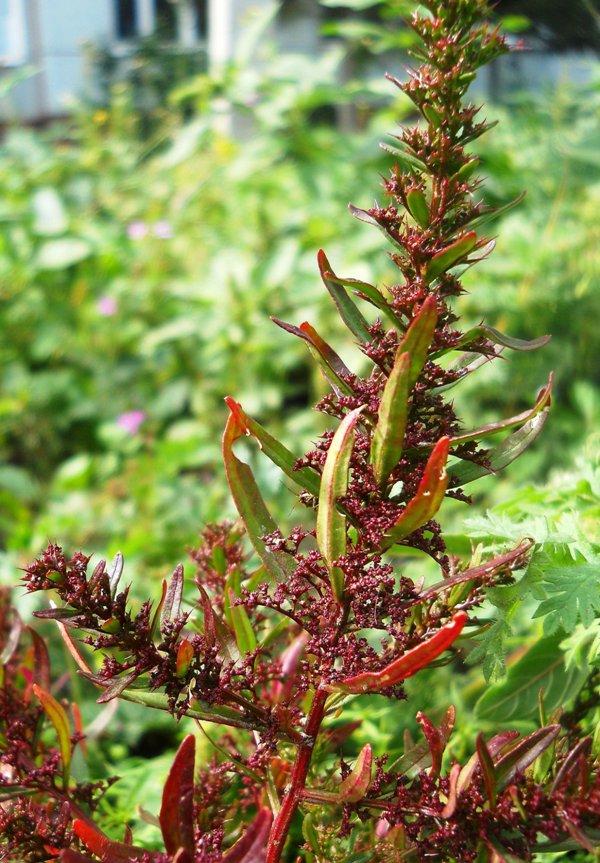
371 351 410 486
33 683 72 790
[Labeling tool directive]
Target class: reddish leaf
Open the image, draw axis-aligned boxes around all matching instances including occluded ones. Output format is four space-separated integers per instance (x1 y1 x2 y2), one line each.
222 807 272 863
175 639 195 678
272 317 354 396
317 249 371 343
550 737 592 794
335 612 467 693
339 744 373 802
495 725 560 790
1 608 22 665
441 762 461 818
28 626 51 690
476 733 498 807
150 578 168 639
159 734 196 857
416 711 448 776
379 436 450 551
60 851 98 863
96 670 139 704
73 819 148 861
272 632 308 704
457 731 520 795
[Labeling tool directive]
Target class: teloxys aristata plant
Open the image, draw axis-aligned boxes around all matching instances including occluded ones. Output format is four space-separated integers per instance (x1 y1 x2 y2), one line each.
2 2 599 862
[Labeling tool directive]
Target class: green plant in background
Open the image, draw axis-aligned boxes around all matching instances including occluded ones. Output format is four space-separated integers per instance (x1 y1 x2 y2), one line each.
2 2 599 862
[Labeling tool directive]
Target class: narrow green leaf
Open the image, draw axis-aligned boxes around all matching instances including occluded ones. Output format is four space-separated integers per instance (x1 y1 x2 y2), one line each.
379 139 427 174
348 203 408 255
406 188 430 228
379 436 450 551
323 271 405 331
317 249 372 342
227 587 257 657
272 317 354 395
223 406 295 584
435 325 550 358
371 351 411 486
448 402 551 486
422 103 442 128
470 191 526 230
33 683 72 790
425 232 478 282
317 407 363 602
224 398 320 497
396 295 438 387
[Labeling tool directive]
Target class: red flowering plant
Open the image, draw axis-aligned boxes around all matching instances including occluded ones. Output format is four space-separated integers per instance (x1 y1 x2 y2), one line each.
2 1 599 861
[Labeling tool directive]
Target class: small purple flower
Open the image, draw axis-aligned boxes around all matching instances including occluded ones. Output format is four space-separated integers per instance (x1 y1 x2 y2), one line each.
116 410 146 435
127 220 148 240
153 220 173 239
97 295 118 317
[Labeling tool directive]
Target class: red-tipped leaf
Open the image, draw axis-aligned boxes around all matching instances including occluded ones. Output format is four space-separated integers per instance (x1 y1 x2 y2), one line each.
159 734 196 857
222 807 272 862
339 743 373 802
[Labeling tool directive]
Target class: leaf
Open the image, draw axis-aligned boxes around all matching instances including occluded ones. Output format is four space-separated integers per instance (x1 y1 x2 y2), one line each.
416 709 452 776
317 249 372 342
327 274 404 331
272 317 354 395
335 612 467 693
469 191 526 230
371 351 410 486
176 639 195 677
223 407 295 584
348 203 407 255
389 706 456 777
227 586 257 657
108 551 124 596
379 436 450 551
339 744 373 802
494 725 560 790
476 734 497 806
159 735 195 856
224 398 320 497
550 737 592 794
161 564 184 629
96 670 139 704
406 188 429 227
32 683 72 790
530 544 600 634
379 139 427 174
476 634 589 722
457 731 520 795
425 232 478 282
396 295 438 388
448 403 551 486
36 237 92 269
60 850 98 863
316 407 363 601
73 819 148 861
222 807 272 862
440 324 550 356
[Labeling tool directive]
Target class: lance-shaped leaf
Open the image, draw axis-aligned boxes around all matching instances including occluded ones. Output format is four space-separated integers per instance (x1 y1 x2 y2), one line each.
28 626 51 690
476 733 498 807
435 324 550 358
160 564 184 629
379 436 450 551
339 743 373 802
96 670 139 704
150 579 168 639
449 402 551 486
379 136 427 174
550 737 592 794
389 706 456 777
272 632 308 703
108 551 124 597
316 407 363 602
73 819 149 862
348 203 407 255
224 398 320 497
223 406 295 584
227 586 257 657
317 249 371 343
470 191 526 230
175 639 195 678
425 231 478 282
322 272 405 332
371 351 410 486
494 725 560 790
33 683 72 790
406 188 429 228
334 612 467 694
457 731 520 795
272 317 354 396
159 735 195 857
441 762 462 818
416 710 452 776
222 807 272 863
395 295 438 387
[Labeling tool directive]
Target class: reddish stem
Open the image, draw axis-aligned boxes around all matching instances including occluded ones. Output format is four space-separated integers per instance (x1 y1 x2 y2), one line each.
265 688 329 863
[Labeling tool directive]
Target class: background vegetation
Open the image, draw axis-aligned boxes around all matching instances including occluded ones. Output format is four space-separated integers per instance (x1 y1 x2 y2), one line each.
1 0 599 849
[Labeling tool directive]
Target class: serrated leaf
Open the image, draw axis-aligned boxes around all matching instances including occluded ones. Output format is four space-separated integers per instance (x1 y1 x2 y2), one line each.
223 407 295 584
159 735 195 856
318 249 372 342
475 634 589 722
33 683 72 790
371 351 410 486
224 398 320 497
530 545 600 634
317 407 363 601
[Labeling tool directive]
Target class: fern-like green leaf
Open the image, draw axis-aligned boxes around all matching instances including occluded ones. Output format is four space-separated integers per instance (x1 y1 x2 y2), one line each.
530 544 600 635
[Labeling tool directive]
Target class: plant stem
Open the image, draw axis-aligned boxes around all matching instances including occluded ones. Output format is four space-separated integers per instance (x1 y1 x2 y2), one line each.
265 687 329 863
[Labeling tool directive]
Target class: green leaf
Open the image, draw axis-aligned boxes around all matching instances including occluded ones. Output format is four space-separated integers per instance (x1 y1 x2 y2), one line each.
425 232 478 282
317 407 363 601
434 325 551 358
475 634 589 722
226 583 257 657
223 407 295 584
318 249 372 343
371 351 410 486
224 398 320 497
406 188 429 228
33 684 72 789
395 295 438 387
379 140 427 174
530 544 600 634
36 237 92 269
272 317 355 395
322 271 404 332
